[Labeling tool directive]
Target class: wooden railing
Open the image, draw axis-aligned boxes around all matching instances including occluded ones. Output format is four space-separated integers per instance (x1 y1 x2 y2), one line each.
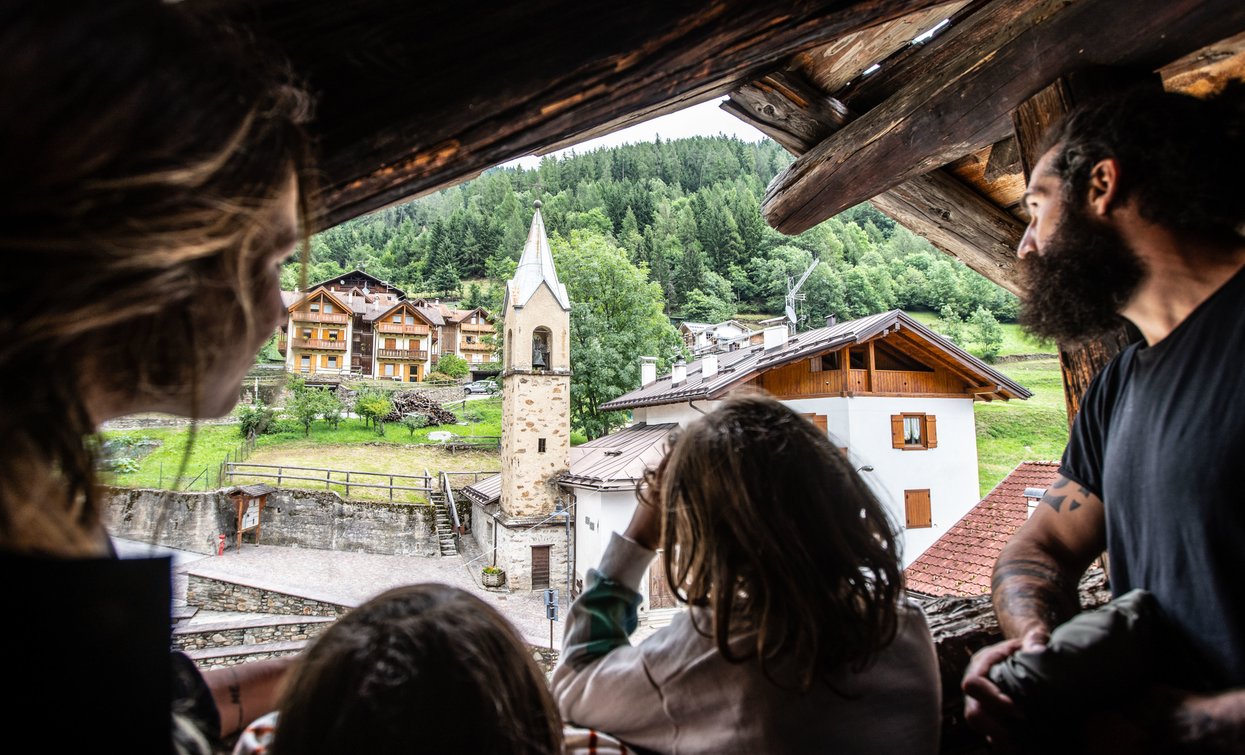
225 462 432 500
458 322 493 332
458 341 493 352
376 322 430 335
294 338 347 351
377 348 428 361
291 311 350 324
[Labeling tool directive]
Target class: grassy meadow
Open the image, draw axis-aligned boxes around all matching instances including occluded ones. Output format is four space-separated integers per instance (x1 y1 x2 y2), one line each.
974 359 1069 496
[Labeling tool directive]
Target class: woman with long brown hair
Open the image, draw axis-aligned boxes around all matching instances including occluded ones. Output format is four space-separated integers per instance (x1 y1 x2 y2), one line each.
1 1 314 750
552 394 941 753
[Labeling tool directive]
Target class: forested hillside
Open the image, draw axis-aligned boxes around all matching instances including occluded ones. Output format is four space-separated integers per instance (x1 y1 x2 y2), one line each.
288 135 1018 335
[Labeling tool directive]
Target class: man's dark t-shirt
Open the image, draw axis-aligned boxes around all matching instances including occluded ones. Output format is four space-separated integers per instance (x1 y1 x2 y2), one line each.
1061 264 1245 690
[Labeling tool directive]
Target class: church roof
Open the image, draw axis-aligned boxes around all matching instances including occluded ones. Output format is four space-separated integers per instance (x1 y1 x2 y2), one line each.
505 203 570 312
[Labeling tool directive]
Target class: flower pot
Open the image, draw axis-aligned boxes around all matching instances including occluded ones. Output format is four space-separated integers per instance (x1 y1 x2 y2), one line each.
482 570 505 588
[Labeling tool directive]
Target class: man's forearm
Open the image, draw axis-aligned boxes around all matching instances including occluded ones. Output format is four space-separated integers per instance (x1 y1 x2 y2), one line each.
1166 688 1245 754
991 538 1081 641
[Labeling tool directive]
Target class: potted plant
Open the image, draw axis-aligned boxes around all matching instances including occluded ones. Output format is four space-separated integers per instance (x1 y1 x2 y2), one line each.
482 565 505 588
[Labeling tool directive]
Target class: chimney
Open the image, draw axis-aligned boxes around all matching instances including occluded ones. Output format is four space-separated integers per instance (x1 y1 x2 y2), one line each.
1023 487 1047 519
671 357 687 386
702 353 718 379
763 325 787 351
640 356 658 387
825 314 837 328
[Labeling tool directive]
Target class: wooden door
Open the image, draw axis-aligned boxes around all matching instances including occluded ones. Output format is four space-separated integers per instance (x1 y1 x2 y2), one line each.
648 550 677 609
904 489 932 529
531 545 551 590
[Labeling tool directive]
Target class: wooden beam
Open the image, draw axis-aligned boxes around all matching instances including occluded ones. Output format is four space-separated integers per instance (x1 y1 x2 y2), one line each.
725 71 1024 291
762 0 1245 235
216 0 952 229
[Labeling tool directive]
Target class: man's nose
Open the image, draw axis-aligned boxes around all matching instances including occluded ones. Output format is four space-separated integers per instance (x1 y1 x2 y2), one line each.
1017 225 1038 259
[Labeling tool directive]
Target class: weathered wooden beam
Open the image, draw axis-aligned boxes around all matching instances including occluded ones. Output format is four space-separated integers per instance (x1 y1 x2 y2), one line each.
763 0 1245 235
725 71 1023 291
214 0 953 229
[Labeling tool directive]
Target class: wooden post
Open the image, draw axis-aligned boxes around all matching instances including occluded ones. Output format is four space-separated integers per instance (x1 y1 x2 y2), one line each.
867 341 876 393
1010 69 1158 425
345 471 351 498
277 467 283 487
390 475 394 502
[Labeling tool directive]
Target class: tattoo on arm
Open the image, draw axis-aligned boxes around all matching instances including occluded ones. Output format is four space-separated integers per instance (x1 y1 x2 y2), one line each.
992 555 1080 638
1041 478 1090 513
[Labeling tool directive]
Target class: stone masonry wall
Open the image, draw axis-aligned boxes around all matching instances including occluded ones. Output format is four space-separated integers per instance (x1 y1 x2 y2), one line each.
492 521 571 592
500 371 571 518
105 486 436 556
172 617 333 651
186 574 350 617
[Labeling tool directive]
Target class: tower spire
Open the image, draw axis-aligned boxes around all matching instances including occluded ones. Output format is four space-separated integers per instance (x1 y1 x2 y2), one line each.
507 200 571 311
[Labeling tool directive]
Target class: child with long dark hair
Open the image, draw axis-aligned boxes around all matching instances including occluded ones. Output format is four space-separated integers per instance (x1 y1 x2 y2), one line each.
553 394 940 753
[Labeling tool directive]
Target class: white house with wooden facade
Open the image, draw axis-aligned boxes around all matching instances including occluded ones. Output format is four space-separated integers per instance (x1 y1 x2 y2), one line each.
569 310 1028 614
278 269 497 381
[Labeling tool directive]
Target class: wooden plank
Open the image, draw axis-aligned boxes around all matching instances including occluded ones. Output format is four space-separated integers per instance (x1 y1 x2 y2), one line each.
796 3 969 95
215 0 953 229
762 0 1245 234
724 71 1025 292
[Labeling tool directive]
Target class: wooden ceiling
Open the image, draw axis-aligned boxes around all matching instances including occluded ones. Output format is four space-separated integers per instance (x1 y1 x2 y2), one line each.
210 0 1245 295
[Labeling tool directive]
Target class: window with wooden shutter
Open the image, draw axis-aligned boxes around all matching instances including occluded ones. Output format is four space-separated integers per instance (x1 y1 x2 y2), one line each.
891 413 936 450
905 489 932 528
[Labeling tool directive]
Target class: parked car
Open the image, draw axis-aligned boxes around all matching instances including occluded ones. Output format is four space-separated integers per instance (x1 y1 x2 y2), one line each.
464 379 498 395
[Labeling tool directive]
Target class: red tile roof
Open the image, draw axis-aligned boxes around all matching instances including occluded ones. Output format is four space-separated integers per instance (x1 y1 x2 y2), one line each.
904 461 1061 598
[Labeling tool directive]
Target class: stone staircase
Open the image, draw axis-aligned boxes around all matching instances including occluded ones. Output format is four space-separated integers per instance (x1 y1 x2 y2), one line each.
431 491 458 557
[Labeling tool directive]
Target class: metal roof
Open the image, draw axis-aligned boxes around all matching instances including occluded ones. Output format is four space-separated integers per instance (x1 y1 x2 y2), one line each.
503 206 571 312
562 423 677 490
461 473 502 506
601 310 1031 411
228 484 276 498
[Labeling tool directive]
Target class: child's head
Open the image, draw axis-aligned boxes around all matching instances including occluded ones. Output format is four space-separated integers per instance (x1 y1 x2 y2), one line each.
272 584 562 755
641 393 903 688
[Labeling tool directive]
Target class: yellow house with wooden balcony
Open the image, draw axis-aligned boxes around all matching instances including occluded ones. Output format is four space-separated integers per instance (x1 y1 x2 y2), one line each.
372 301 437 382
282 287 353 377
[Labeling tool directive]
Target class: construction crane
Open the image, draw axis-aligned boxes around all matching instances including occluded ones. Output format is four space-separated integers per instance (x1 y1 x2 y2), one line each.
784 259 819 334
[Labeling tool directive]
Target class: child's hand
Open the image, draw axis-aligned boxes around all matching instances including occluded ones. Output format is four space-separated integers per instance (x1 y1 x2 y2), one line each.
623 498 662 551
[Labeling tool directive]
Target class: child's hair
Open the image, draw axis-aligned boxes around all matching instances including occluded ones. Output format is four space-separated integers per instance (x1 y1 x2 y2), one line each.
640 393 903 690
271 584 562 755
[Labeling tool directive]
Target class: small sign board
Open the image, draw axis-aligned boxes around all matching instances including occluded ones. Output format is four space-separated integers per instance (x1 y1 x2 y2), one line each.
543 589 559 607
546 603 559 621
240 502 260 530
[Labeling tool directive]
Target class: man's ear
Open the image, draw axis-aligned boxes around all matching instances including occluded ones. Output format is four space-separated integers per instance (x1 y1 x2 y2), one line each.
1087 158 1120 217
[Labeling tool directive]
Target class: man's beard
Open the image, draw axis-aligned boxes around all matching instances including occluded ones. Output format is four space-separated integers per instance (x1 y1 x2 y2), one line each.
1018 203 1146 344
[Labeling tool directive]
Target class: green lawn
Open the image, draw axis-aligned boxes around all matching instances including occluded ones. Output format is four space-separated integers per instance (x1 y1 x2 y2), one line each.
906 310 1055 358
104 396 505 491
975 359 1069 496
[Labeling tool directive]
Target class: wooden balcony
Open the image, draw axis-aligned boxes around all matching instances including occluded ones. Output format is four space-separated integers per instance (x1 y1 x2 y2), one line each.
294 338 347 351
291 311 350 325
376 322 430 335
459 341 493 352
376 348 428 361
277 337 287 355
458 322 493 332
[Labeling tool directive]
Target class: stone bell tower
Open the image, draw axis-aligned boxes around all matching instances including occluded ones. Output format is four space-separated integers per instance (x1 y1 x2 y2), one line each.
493 200 572 590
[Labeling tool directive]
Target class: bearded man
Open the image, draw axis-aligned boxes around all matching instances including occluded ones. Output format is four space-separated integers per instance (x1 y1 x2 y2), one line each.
961 83 1245 752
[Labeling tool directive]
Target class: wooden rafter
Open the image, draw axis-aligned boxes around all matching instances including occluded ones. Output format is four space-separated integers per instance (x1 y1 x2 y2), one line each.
761 0 1245 235
214 0 952 229
724 70 1024 291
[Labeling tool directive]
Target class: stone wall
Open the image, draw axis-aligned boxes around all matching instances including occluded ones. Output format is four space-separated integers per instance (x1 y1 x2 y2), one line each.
105 486 437 557
186 574 350 617
173 616 333 651
500 371 571 518
494 518 571 592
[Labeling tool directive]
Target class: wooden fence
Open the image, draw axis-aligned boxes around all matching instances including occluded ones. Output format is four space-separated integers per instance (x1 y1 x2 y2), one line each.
224 462 433 501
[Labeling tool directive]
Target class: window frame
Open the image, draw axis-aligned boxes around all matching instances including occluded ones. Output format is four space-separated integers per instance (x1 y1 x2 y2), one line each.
891 412 937 450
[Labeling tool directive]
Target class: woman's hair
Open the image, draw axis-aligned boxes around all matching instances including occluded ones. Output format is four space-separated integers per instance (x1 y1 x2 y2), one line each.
0 1 315 554
639 393 903 690
271 584 563 755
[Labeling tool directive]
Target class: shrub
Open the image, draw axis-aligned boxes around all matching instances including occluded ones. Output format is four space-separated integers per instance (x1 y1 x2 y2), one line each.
401 414 429 437
236 402 277 438
434 353 470 379
425 371 454 383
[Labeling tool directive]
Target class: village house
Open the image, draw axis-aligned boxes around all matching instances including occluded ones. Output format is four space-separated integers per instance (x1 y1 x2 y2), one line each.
678 319 763 355
565 311 1029 614
278 269 496 380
